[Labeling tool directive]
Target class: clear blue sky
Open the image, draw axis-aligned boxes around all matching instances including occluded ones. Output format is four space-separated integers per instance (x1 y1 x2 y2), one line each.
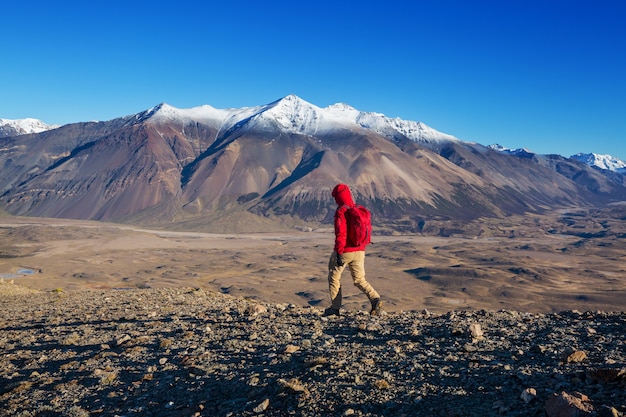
2 1 625 160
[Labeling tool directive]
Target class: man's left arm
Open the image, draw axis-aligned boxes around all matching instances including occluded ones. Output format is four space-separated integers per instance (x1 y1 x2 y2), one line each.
334 209 347 258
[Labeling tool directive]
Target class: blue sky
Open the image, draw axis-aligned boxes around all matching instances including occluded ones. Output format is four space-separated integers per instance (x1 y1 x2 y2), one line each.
2 1 625 160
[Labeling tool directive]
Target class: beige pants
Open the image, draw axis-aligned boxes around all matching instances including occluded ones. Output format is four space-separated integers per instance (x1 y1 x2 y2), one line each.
327 251 380 309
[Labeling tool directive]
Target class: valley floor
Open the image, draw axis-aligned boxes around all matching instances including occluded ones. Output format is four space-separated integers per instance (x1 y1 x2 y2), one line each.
1 209 625 314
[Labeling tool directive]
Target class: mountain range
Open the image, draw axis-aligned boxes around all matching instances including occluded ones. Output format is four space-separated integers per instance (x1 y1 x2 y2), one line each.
1 95 625 233
0 117 59 137
488 144 626 174
570 152 626 174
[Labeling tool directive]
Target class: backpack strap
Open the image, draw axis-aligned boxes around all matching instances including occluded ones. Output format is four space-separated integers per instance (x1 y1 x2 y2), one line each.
337 204 350 214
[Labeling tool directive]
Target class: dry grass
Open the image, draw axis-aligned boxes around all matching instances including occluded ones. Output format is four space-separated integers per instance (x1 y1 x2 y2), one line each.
1 207 624 314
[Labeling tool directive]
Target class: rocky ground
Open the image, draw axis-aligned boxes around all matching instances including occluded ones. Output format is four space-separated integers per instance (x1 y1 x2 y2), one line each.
0 280 624 417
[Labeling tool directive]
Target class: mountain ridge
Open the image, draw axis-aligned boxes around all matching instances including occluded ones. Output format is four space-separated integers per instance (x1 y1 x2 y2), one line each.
0 117 59 137
571 152 626 174
489 143 626 173
1 96 625 233
138 95 460 148
2 96 623 172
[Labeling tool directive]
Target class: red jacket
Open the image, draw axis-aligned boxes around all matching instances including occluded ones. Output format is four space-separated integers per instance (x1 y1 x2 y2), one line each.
332 184 367 254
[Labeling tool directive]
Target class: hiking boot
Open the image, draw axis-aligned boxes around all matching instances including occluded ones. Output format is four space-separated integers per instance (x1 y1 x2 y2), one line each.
323 307 341 317
370 299 384 316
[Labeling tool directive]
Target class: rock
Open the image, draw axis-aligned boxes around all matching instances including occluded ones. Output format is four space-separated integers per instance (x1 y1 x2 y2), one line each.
564 350 588 363
278 378 309 396
374 379 391 389
284 344 300 354
253 398 270 413
245 303 267 317
545 391 594 417
0 287 624 417
597 405 619 417
520 387 537 404
304 357 328 368
463 343 478 352
468 322 484 339
115 334 131 346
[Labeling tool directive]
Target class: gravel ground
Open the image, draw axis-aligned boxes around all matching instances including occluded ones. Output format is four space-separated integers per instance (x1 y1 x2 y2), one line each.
0 281 624 417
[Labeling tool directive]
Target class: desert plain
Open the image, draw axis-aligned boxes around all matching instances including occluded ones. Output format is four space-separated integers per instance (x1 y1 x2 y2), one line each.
1 204 625 314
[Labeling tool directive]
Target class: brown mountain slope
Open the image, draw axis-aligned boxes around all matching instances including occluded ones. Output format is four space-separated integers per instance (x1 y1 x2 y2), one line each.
1 107 625 232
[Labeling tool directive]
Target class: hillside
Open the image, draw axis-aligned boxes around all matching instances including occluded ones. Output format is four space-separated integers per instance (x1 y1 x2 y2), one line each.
0 284 624 417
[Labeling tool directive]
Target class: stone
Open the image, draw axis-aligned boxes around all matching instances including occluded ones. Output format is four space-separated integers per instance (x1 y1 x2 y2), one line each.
564 350 588 363
284 344 300 354
463 343 478 352
245 304 267 317
115 334 131 346
597 405 619 417
469 323 484 339
278 378 309 395
253 398 270 413
545 391 594 417
520 387 537 404
1 287 625 417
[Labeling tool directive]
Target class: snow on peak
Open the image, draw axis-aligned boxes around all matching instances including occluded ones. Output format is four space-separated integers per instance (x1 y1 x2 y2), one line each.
325 102 360 117
488 144 508 152
0 117 59 137
257 95 324 133
130 95 458 145
571 152 626 173
488 144 536 158
356 111 457 144
138 102 232 124
490 146 625 172
244 95 458 144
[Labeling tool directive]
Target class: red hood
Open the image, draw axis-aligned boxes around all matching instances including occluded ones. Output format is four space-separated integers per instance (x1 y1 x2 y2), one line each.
332 183 354 206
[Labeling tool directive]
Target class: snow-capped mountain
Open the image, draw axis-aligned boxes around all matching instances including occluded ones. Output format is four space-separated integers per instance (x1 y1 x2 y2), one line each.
136 102 236 125
253 95 459 144
2 98 620 172
0 118 58 138
1 95 625 231
143 95 458 146
490 144 626 174
570 153 626 174
488 144 536 159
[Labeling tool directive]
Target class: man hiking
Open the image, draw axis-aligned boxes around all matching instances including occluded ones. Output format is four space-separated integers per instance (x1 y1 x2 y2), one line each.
324 183 384 317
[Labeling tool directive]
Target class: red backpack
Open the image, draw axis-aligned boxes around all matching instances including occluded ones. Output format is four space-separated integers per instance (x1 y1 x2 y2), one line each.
344 205 372 246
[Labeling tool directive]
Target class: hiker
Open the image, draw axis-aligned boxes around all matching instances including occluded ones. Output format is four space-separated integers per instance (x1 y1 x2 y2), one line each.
324 183 383 316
